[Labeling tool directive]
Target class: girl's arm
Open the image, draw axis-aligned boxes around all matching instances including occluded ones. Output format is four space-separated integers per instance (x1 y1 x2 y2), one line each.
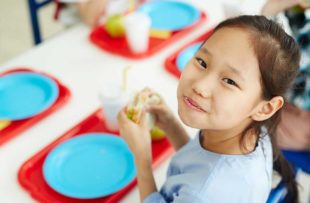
161 116 190 151
135 156 158 202
118 107 203 202
117 108 158 201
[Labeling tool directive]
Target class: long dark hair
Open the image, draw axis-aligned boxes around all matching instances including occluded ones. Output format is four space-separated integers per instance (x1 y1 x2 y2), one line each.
213 15 301 203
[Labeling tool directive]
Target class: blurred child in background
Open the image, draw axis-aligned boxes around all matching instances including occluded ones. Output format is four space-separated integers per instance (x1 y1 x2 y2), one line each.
54 0 141 26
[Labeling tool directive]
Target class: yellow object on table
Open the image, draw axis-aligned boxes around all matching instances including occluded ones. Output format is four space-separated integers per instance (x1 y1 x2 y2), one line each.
150 126 166 141
0 120 11 131
149 29 172 39
105 15 126 38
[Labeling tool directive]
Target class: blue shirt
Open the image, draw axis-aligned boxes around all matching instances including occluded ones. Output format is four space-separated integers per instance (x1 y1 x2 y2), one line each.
144 131 273 203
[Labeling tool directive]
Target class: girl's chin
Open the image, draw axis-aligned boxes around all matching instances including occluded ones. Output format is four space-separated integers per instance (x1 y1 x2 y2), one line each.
178 109 206 129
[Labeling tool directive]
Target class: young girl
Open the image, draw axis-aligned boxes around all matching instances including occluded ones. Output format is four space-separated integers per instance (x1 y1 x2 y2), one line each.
117 15 300 203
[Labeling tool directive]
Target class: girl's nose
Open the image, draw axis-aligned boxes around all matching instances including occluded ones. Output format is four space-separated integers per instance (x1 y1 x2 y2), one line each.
192 75 214 99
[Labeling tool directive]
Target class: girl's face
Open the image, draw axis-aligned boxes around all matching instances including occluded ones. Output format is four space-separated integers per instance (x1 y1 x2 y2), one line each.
177 27 264 131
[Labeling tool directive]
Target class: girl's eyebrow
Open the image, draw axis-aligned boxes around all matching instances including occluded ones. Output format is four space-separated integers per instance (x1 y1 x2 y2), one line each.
199 47 212 56
226 64 246 82
200 47 245 82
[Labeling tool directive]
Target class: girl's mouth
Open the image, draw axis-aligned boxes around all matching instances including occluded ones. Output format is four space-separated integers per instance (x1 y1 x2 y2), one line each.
183 96 207 113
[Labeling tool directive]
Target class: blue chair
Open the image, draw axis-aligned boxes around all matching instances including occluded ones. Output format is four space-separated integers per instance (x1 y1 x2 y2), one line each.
282 150 310 174
27 0 53 45
267 150 310 203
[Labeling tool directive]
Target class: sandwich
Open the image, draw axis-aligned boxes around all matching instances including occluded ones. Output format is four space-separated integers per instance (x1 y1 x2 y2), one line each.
126 88 160 126
126 88 166 140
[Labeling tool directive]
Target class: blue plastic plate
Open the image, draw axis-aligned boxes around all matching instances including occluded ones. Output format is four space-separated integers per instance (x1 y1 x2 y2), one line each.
43 133 136 199
0 72 59 120
176 42 202 71
138 0 200 31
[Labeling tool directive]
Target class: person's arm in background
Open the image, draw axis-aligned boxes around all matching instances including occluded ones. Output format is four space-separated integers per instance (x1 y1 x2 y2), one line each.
77 0 144 27
77 0 107 26
261 0 302 16
277 104 310 150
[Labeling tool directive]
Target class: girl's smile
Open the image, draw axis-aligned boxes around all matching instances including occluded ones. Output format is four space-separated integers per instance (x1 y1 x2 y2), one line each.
183 96 208 113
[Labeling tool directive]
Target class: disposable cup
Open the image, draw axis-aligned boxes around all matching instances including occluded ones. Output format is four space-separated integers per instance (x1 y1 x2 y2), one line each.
124 12 151 53
99 83 128 131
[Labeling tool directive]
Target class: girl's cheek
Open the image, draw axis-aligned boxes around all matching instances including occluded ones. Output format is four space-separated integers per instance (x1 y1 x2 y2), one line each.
180 72 192 86
183 67 199 82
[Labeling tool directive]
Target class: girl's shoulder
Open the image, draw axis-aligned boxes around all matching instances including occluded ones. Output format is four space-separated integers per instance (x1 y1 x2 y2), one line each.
197 144 272 202
165 131 272 202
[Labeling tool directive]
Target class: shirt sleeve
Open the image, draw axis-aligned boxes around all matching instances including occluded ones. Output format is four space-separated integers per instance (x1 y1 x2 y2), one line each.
143 192 166 203
143 187 206 203
58 0 88 3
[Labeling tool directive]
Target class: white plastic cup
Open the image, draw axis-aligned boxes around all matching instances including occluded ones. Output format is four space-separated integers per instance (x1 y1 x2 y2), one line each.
124 12 151 53
99 83 128 131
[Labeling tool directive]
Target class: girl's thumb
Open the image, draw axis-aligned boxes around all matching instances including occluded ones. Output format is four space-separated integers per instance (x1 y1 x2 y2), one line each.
145 104 162 114
139 110 149 128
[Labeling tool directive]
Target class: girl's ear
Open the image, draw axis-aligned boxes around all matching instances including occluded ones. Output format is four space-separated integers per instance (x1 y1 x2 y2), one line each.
251 96 284 121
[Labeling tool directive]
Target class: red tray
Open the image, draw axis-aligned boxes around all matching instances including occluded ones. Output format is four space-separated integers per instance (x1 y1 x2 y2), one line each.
164 29 214 78
89 12 207 59
18 109 174 203
0 68 71 145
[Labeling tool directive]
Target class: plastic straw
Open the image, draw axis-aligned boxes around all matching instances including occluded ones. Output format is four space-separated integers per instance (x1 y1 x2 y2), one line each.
128 0 135 13
122 65 132 92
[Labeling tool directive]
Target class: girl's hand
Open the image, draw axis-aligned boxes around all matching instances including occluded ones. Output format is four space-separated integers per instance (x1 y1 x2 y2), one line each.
118 105 158 202
144 88 190 150
117 107 152 160
144 91 176 132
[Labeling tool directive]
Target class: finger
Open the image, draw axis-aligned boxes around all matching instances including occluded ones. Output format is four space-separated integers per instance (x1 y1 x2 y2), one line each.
142 87 163 100
117 106 128 124
131 108 143 124
145 103 166 113
142 87 152 92
139 110 149 128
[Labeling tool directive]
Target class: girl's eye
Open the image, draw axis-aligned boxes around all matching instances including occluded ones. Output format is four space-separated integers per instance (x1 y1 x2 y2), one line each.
195 57 207 69
223 78 238 87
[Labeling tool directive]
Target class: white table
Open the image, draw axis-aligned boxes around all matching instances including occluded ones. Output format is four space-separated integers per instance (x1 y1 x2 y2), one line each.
0 1 224 202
